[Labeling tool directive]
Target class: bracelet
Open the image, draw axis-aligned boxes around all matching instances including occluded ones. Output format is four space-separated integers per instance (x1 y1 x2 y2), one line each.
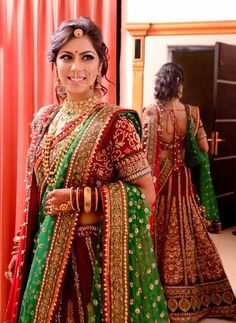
91 188 95 211
70 186 102 212
76 187 80 211
94 187 98 211
84 186 92 213
70 187 77 211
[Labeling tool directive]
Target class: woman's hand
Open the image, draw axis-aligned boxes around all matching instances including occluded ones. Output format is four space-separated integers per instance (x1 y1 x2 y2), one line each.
44 188 72 216
5 254 17 283
44 188 102 225
132 173 156 209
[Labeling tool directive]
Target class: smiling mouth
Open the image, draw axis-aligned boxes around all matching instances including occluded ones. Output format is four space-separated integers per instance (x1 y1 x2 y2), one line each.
69 76 85 82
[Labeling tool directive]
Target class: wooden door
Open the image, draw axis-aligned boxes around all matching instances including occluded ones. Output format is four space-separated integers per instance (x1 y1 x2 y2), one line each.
211 42 236 229
170 43 236 229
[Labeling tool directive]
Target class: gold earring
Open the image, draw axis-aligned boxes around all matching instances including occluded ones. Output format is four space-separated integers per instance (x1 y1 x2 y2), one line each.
95 67 102 91
54 68 61 90
178 91 183 99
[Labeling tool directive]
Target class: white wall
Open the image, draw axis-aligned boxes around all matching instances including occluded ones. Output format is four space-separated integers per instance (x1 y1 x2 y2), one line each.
124 0 236 23
120 0 236 108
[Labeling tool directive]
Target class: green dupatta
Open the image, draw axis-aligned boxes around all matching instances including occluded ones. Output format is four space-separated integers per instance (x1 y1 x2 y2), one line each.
19 109 91 322
185 106 220 228
89 182 169 322
19 105 169 322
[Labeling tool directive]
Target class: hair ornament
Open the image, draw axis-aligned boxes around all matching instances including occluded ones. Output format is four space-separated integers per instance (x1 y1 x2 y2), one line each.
74 28 83 38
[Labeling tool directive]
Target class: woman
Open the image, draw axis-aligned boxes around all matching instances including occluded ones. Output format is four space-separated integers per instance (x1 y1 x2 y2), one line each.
4 17 169 322
142 62 236 322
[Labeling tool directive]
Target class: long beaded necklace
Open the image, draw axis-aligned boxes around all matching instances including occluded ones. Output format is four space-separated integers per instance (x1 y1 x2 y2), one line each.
41 96 100 189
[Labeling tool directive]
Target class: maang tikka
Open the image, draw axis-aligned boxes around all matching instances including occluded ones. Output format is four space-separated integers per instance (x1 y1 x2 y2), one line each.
74 28 83 38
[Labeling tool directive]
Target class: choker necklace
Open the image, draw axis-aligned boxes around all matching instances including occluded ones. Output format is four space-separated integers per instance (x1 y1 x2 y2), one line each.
47 96 100 136
60 96 99 123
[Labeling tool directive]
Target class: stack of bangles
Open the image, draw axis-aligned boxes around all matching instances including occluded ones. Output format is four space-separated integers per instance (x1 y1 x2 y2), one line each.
70 186 102 213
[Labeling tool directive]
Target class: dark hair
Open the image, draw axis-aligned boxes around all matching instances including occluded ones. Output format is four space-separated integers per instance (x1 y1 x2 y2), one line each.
47 17 109 96
154 62 184 103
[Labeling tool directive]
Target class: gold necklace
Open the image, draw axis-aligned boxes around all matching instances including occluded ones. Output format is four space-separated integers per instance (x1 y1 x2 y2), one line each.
41 96 100 188
42 124 82 189
60 96 100 125
48 110 62 135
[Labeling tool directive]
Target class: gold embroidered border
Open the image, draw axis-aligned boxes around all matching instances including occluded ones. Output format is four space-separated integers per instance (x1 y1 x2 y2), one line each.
101 185 112 322
158 158 173 195
166 278 236 319
187 105 200 136
34 214 79 323
102 182 129 322
116 152 151 182
66 103 119 186
142 104 160 179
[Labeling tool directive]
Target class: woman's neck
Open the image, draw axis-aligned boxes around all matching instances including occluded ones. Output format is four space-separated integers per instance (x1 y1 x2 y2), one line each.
66 90 96 103
163 98 183 111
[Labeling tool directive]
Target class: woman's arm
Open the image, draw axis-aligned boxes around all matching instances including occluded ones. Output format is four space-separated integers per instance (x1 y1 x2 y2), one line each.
196 119 209 152
194 107 209 153
131 173 156 209
197 136 209 152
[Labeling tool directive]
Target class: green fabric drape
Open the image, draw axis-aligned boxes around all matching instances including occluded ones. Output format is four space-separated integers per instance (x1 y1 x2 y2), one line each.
19 111 96 321
185 109 220 225
89 183 169 322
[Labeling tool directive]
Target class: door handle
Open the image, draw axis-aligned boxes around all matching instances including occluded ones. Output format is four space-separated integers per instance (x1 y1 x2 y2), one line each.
208 131 225 156
207 132 215 155
214 131 225 156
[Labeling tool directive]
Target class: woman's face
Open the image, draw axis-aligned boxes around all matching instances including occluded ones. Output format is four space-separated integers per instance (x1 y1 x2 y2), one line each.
56 35 101 101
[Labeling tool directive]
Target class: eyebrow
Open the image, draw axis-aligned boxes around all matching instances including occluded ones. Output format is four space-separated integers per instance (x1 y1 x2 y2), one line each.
59 50 96 56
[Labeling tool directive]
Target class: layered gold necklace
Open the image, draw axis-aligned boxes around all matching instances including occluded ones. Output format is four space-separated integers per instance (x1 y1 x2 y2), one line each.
41 95 100 189
60 96 100 125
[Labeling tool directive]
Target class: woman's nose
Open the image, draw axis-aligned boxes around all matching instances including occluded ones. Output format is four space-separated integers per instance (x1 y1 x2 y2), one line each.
71 58 81 71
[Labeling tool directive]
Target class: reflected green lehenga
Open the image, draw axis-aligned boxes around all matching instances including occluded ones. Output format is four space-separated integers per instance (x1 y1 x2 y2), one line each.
19 104 169 322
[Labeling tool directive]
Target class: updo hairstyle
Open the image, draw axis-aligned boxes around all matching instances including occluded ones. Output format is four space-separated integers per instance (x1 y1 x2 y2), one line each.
154 62 184 104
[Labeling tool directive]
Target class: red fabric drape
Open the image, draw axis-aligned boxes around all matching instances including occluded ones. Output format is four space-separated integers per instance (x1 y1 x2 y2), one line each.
0 1 117 320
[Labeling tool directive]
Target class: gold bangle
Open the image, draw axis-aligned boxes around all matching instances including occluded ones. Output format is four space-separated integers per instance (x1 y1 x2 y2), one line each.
76 187 80 211
94 187 98 211
84 186 91 213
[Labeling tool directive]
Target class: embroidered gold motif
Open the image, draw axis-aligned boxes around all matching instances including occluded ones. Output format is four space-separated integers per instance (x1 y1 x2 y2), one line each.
67 300 75 323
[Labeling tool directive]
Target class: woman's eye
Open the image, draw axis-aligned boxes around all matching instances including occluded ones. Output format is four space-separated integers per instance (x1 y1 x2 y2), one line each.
59 54 72 60
82 54 95 61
